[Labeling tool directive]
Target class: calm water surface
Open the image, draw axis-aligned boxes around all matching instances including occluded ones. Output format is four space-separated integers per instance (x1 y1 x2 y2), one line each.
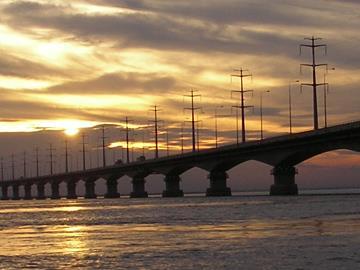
0 194 360 269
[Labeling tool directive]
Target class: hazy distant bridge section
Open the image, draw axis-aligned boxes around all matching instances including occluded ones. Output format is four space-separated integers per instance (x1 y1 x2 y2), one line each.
1 121 359 200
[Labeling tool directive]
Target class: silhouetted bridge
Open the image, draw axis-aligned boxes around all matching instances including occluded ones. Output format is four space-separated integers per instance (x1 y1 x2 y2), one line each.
1 121 359 200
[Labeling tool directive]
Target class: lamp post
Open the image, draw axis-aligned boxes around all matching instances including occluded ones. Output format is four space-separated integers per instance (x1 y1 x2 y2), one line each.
260 90 270 140
323 67 335 128
288 80 300 134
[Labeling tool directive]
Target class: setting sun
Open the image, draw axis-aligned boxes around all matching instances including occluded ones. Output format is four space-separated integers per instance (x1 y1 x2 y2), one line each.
64 127 79 136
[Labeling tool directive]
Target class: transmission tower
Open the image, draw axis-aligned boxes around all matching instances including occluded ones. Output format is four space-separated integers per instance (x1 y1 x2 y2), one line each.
0 157 4 181
23 151 27 178
80 132 88 170
122 117 133 163
100 125 108 167
149 105 162 159
300 36 328 130
47 144 55 175
11 154 15 180
184 90 201 152
64 139 69 173
231 68 253 143
34 147 40 177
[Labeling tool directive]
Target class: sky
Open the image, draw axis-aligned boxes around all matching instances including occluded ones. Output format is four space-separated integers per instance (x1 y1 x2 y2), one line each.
0 0 359 194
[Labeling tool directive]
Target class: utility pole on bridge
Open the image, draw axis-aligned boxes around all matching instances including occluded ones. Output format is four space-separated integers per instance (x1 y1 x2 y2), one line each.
184 90 201 152
231 68 253 144
150 105 161 159
22 151 27 178
100 126 107 168
81 132 88 170
34 147 40 177
48 144 55 175
11 154 15 180
1 157 4 181
122 117 133 164
64 140 69 173
300 36 328 130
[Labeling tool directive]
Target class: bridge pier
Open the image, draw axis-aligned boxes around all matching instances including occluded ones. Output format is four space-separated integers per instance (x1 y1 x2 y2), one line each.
66 180 77 199
104 175 120 198
24 183 33 200
12 184 20 200
130 176 148 198
50 182 61 200
162 174 184 197
206 170 231 196
36 183 46 200
1 185 9 200
270 165 298 195
84 178 97 199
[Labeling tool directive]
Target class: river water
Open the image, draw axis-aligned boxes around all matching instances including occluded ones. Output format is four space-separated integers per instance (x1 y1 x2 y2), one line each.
0 193 360 269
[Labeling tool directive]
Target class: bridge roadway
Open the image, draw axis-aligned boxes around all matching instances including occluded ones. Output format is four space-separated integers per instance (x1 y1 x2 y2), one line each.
1 121 359 200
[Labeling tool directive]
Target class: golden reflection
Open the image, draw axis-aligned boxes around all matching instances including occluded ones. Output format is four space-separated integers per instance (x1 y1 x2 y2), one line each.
60 226 89 254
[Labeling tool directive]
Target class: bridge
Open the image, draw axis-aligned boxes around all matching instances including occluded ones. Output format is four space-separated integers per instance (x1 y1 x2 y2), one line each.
1 121 359 200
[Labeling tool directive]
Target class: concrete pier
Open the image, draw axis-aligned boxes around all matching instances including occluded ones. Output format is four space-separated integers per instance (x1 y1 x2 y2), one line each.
130 176 148 198
162 174 184 197
1 185 9 200
104 175 120 198
12 184 20 200
24 183 33 200
50 182 61 200
36 183 46 200
270 165 298 195
206 170 232 196
84 178 97 199
66 180 77 199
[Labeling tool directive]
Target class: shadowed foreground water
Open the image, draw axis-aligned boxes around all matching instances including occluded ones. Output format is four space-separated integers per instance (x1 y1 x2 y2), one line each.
0 194 360 269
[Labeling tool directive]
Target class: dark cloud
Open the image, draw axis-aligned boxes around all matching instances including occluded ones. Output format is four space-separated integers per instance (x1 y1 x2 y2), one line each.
2 0 359 71
0 50 68 79
47 72 176 94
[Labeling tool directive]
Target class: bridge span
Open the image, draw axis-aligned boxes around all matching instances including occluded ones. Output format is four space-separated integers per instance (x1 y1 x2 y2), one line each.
1 121 359 200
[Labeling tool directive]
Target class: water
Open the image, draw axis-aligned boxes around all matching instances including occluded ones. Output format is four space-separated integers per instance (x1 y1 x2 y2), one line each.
1 194 360 269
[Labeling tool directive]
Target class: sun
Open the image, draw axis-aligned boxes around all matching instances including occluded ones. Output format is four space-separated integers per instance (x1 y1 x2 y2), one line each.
64 128 79 136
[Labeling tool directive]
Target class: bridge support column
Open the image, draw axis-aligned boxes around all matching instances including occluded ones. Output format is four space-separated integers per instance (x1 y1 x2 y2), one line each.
1 185 9 200
12 184 20 200
66 180 77 199
270 165 298 195
36 183 46 200
206 170 231 196
24 183 33 200
50 182 61 200
105 175 120 198
162 174 184 197
130 176 148 198
84 178 97 199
